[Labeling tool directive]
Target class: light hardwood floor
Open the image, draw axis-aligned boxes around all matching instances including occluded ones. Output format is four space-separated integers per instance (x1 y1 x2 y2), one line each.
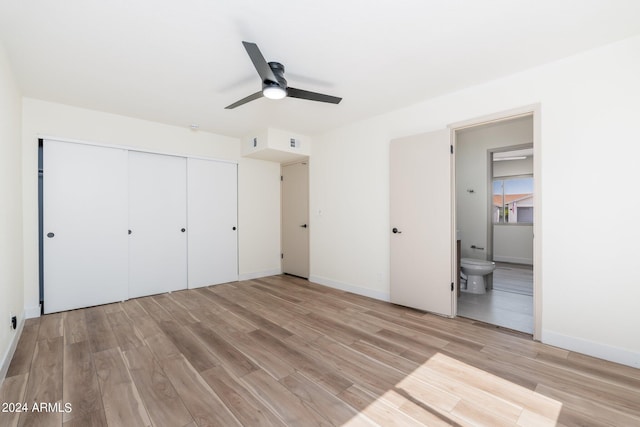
1 275 639 426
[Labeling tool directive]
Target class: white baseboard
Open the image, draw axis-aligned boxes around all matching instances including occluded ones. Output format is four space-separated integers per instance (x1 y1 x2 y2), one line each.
238 269 282 281
542 329 640 369
309 275 390 302
24 304 41 319
0 314 25 386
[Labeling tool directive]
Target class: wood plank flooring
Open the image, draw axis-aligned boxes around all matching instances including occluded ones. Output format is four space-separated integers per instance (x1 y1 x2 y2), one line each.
2 275 639 426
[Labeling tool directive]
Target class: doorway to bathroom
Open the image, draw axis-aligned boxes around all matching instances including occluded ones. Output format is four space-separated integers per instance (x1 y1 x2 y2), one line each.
454 113 535 334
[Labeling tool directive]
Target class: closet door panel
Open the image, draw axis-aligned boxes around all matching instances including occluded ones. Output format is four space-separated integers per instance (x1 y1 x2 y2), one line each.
129 151 187 298
187 159 238 288
43 140 128 314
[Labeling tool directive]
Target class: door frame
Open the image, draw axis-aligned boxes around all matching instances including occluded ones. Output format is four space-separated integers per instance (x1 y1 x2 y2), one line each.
449 104 541 340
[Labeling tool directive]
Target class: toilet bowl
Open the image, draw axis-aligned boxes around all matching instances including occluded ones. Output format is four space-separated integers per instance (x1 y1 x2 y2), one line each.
460 258 496 294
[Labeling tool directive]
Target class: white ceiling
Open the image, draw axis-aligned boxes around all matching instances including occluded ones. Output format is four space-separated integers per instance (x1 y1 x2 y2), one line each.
1 1 639 138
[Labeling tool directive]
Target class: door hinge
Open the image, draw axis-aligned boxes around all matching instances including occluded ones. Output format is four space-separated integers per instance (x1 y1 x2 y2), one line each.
280 175 283 181
451 282 454 291
450 145 454 154
281 253 284 259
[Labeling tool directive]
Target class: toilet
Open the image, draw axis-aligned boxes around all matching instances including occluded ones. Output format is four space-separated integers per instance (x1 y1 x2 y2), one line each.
460 258 496 294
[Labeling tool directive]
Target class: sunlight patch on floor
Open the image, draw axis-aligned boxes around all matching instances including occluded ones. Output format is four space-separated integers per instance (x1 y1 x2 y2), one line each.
351 352 563 426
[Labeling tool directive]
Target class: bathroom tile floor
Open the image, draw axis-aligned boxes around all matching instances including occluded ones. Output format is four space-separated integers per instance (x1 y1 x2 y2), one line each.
457 262 534 334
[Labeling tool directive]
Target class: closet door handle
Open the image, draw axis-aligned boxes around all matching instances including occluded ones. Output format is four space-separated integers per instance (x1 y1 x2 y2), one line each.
128 230 132 235
181 228 186 232
232 226 237 231
47 232 55 238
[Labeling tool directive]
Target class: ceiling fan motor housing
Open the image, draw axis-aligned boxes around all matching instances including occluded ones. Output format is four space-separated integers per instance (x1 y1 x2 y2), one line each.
265 62 287 90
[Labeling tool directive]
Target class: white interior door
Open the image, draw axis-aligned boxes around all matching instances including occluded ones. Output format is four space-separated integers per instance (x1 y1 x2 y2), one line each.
390 129 453 316
281 161 309 278
187 158 238 288
43 140 129 314
128 151 187 298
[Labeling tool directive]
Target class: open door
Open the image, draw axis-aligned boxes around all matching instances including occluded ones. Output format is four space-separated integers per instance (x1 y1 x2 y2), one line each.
281 161 310 278
390 129 454 316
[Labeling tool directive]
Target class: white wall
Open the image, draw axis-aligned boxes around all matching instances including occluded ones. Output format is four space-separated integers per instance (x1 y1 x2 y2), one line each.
0 41 24 383
456 116 533 261
311 35 640 367
237 157 282 279
21 99 281 316
309 125 390 300
493 225 534 264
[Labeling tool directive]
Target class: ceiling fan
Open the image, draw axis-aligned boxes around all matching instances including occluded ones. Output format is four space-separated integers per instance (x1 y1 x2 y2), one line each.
225 41 342 109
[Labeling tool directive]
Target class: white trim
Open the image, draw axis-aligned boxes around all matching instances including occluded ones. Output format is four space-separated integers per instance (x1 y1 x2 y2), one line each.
542 329 640 369
448 105 538 131
0 314 25 386
238 269 282 281
39 135 238 165
309 275 390 302
24 305 41 319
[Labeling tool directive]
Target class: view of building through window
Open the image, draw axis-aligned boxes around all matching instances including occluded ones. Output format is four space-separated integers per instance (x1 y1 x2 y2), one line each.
493 176 533 223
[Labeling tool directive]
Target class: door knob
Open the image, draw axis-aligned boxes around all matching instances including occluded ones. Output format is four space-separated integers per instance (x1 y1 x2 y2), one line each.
232 226 237 230
392 227 402 234
128 230 132 235
181 228 186 232
300 224 308 228
47 232 55 238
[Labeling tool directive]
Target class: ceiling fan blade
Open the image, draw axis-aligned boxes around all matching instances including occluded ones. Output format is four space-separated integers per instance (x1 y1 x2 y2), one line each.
225 91 263 109
242 41 278 83
287 87 342 104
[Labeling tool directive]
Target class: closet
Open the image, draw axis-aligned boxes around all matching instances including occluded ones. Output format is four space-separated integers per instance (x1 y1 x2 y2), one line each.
42 139 237 314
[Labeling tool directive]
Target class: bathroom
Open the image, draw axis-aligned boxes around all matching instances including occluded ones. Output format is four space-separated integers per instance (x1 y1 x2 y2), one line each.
455 114 534 334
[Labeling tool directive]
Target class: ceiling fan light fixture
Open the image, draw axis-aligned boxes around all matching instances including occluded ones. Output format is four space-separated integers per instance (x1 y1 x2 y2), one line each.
263 85 287 100
224 42 342 109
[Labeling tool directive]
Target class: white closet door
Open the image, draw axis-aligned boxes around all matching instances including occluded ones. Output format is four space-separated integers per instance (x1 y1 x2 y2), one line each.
187 159 238 288
129 151 187 298
43 140 128 314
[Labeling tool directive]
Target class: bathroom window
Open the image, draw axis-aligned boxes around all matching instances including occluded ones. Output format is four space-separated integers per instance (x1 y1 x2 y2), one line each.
493 176 533 224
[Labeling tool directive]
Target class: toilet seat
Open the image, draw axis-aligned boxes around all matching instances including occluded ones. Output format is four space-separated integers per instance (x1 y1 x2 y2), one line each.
461 258 494 267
